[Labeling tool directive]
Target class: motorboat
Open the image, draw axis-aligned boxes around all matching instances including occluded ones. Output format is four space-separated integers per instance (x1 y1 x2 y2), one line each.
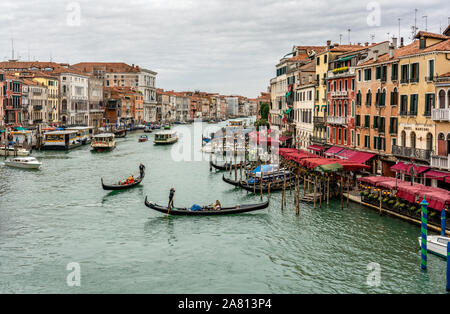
4 157 41 169
0 145 31 156
418 235 449 259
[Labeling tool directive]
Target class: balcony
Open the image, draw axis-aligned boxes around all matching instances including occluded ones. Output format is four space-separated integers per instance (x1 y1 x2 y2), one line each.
392 145 432 162
313 117 325 125
400 78 409 84
430 155 450 170
33 105 43 111
431 108 450 121
330 91 348 98
310 135 327 145
327 116 348 125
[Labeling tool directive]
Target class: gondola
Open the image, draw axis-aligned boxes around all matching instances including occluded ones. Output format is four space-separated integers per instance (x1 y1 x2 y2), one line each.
144 196 269 216
101 171 145 190
211 161 248 171
222 175 296 192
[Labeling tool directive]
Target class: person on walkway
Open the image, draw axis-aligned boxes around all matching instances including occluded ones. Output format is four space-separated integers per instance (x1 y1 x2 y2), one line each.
168 187 176 209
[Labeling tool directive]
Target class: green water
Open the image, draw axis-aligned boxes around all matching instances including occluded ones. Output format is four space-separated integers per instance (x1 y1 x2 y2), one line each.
0 122 448 294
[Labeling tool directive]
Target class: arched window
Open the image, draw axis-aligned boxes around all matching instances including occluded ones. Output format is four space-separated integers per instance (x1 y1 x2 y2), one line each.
410 132 416 149
338 101 342 116
366 90 372 106
439 90 446 108
344 101 348 117
381 89 386 106
426 133 433 151
401 130 406 147
333 101 336 116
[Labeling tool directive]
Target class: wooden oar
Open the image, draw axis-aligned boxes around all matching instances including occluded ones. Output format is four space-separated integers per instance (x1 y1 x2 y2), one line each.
166 194 175 218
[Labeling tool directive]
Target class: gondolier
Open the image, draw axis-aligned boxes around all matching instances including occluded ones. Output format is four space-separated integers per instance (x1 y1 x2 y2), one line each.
139 163 146 177
168 187 175 209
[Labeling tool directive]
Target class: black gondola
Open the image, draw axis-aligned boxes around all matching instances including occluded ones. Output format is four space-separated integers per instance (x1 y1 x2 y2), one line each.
144 196 269 216
212 161 248 171
222 174 296 192
101 170 145 190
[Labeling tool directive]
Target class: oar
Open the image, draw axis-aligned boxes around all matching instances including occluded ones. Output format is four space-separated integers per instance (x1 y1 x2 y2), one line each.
166 194 175 218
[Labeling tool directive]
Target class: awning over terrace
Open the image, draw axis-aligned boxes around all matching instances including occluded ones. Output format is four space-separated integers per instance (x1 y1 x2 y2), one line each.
307 145 325 152
390 162 429 174
324 146 345 157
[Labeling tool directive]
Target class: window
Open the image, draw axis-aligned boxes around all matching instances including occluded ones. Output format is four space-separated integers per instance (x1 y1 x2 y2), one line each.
411 132 416 148
317 57 320 66
426 133 433 151
410 63 419 83
389 117 398 134
355 114 361 127
324 55 327 63
351 79 355 91
420 38 426 49
424 94 435 116
364 115 370 128
357 133 361 146
358 70 362 81
366 90 372 106
428 60 434 81
401 130 406 147
390 88 398 106
409 94 418 116
400 95 408 115
356 91 361 106
376 66 381 80
364 69 372 81
391 63 398 81
364 135 370 148
401 64 409 83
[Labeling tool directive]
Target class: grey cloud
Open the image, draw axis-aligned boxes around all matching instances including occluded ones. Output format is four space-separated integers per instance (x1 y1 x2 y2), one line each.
0 0 448 97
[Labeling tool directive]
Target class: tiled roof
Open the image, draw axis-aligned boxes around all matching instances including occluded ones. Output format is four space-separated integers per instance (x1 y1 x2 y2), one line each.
415 31 450 40
72 62 140 73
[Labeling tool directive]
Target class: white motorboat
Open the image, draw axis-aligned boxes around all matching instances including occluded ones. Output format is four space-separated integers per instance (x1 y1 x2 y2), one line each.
418 235 449 259
4 157 42 169
0 146 30 156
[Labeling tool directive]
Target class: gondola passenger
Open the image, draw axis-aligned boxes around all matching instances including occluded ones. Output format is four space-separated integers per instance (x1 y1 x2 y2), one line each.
215 200 222 210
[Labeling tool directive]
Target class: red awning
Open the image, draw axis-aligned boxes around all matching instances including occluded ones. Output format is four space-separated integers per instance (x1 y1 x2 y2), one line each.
324 146 345 157
424 170 450 181
358 176 396 186
307 145 325 152
390 162 429 174
279 136 291 142
348 152 376 164
335 149 357 159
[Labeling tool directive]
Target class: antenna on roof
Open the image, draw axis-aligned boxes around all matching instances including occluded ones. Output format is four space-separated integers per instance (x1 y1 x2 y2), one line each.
370 34 375 42
347 28 351 44
414 8 418 36
422 15 428 31
398 18 401 41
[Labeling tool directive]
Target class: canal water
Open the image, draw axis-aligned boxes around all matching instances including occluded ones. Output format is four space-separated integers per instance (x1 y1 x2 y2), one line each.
0 121 447 294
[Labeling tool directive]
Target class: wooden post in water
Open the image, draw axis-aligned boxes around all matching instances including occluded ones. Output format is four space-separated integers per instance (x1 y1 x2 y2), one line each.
379 189 382 215
340 176 344 210
446 242 450 291
441 209 446 236
313 176 317 209
295 176 300 215
209 152 212 172
260 165 263 201
283 167 287 207
327 176 330 206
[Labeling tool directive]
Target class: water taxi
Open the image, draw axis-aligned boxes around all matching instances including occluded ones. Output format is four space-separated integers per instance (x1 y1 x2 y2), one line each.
91 133 116 152
42 130 81 150
228 120 243 128
139 135 148 142
4 157 41 169
154 131 178 145
0 145 31 156
66 126 94 145
419 235 449 259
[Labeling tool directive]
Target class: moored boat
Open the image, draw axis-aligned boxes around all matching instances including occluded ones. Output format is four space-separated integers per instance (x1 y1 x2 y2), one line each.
114 128 127 138
4 157 41 169
144 196 269 216
154 130 178 145
42 130 81 150
91 133 116 152
0 145 30 156
418 235 449 259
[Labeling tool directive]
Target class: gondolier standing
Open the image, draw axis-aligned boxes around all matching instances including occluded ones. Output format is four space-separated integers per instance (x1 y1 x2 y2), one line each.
168 187 175 209
139 163 146 178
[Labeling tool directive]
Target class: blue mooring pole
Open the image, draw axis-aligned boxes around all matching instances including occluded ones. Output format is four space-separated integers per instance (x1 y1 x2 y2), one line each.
447 242 450 292
420 197 428 271
442 209 446 236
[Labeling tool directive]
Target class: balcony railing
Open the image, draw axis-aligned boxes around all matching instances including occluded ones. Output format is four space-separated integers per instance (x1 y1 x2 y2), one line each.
327 116 348 125
33 105 43 111
313 117 325 125
310 135 327 145
400 78 409 84
392 145 432 162
430 155 450 170
431 108 450 121
410 77 419 83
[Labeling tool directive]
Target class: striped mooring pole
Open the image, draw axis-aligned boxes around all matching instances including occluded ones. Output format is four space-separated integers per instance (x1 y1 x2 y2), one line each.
447 242 450 292
442 209 446 236
420 197 428 271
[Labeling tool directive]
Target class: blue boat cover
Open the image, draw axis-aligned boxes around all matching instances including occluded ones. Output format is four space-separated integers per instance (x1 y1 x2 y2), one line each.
190 204 202 211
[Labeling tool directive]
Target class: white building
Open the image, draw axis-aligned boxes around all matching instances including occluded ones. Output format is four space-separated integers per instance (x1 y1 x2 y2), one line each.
226 97 239 116
294 84 315 150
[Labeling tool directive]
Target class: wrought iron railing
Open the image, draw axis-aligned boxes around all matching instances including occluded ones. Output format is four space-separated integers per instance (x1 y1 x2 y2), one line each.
392 145 432 161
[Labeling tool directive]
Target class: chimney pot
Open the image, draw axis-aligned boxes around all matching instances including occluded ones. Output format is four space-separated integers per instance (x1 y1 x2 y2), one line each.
365 42 369 46
400 37 404 47
392 37 398 48
389 45 394 58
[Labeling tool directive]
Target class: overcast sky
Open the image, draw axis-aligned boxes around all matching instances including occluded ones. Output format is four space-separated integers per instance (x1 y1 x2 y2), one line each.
0 0 448 97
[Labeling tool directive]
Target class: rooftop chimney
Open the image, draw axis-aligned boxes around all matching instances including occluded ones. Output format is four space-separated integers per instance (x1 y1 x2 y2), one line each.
400 37 404 47
327 40 331 49
373 50 379 61
392 37 398 48
357 42 361 46
334 43 339 47
389 44 395 58
365 42 369 46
